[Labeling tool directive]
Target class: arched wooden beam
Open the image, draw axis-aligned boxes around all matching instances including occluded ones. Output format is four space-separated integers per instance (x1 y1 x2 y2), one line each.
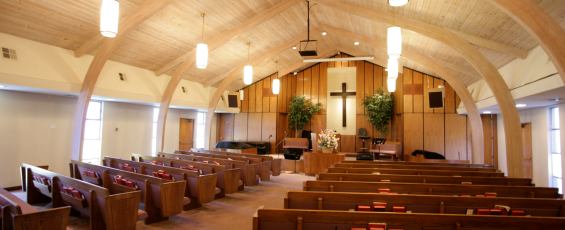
314 0 522 176
488 0 565 84
320 26 485 162
156 0 303 152
71 0 174 160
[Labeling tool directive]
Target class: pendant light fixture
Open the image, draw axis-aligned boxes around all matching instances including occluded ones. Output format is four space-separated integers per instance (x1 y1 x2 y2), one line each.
244 42 253 85
239 80 244 100
196 13 208 69
387 58 398 92
272 61 280 95
299 1 318 56
100 0 119 37
387 26 402 58
388 0 409 7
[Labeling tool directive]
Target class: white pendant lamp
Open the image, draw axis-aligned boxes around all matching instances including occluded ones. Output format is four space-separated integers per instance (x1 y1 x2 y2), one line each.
387 27 402 58
272 61 280 94
240 89 244 100
388 0 409 7
387 58 399 92
196 13 208 69
244 42 253 84
387 78 397 92
100 0 119 37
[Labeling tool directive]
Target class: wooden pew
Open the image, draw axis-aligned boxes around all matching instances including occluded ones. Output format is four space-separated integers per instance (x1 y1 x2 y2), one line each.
188 148 282 176
19 165 48 192
334 163 498 172
177 150 271 181
317 173 533 186
303 180 562 198
0 188 71 230
132 154 243 194
284 191 565 217
326 167 505 177
158 152 257 187
341 160 494 168
252 208 565 230
103 156 218 210
22 163 142 230
70 160 186 224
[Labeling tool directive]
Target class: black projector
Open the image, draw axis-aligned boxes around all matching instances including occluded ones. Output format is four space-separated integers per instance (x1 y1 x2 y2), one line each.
299 50 318 56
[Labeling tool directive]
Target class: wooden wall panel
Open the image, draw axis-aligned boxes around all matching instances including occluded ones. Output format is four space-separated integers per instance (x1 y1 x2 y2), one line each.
433 78 445 113
217 113 234 142
342 54 349 67
456 93 462 110
263 78 270 112
482 114 494 166
287 74 293 112
311 64 319 105
328 57 335 68
424 113 445 156
256 79 263 112
296 71 304 97
242 88 249 113
423 75 432 113
276 113 289 153
356 114 373 153
249 84 256 112
291 74 297 100
393 74 404 115
319 62 328 114
356 61 365 114
335 54 342 68
445 114 467 160
414 72 424 113
444 82 456 113
261 113 277 154
364 62 374 111
303 68 312 101
404 113 423 159
234 113 248 141
341 135 356 153
278 75 285 113
247 113 262 141
311 114 326 134
493 114 498 168
270 75 277 113
403 69 413 113
373 65 383 94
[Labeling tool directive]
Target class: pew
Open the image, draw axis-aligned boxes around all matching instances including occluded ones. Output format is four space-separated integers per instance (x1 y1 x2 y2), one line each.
132 154 243 194
0 188 71 230
252 208 565 230
177 150 271 181
70 160 186 224
19 165 48 192
158 152 257 187
303 180 562 198
341 160 494 168
317 173 533 186
22 163 142 230
103 156 218 210
334 163 498 172
188 148 282 176
284 191 565 217
326 167 505 177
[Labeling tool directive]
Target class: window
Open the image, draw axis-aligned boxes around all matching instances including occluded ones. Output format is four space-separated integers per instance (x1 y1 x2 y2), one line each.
550 107 561 193
82 101 103 164
196 112 206 148
152 108 159 155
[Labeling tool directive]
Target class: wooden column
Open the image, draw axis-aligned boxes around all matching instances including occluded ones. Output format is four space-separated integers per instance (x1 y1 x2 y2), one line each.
71 0 174 160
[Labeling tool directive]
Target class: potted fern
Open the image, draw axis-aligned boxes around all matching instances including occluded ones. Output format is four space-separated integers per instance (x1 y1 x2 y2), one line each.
288 95 322 137
362 88 394 136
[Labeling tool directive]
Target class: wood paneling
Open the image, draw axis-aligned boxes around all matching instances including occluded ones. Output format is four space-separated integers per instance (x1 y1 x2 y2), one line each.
393 75 404 115
356 61 365 115
335 54 342 68
278 75 285 113
291 74 297 100
234 113 248 141
217 113 234 141
433 78 445 113
311 64 320 105
247 113 262 142
303 68 312 101
364 62 374 109
445 114 467 160
340 135 356 153
444 82 456 113
403 69 413 113
263 78 270 112
356 114 373 153
311 115 326 134
404 113 423 159
242 88 249 113
256 79 263 113
296 71 304 97
373 65 383 94
424 113 445 156
319 62 328 114
249 84 256 113
276 113 289 153
482 114 494 166
414 72 425 113
493 114 499 168
261 113 277 154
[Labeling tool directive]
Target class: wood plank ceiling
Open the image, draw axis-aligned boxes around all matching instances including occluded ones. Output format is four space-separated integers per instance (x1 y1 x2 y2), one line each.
1 0 565 91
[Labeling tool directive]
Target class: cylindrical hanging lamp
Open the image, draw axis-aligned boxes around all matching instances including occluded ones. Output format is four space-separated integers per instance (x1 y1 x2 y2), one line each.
244 42 253 84
387 58 399 79
387 78 397 92
240 89 244 100
100 0 120 37
387 27 402 58
196 13 208 69
272 61 280 94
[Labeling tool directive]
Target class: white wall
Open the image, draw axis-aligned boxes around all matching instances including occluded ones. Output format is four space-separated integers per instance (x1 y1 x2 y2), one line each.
327 67 357 135
560 103 565 191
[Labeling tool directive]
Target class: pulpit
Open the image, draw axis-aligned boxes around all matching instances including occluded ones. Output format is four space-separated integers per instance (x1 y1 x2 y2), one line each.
303 152 345 176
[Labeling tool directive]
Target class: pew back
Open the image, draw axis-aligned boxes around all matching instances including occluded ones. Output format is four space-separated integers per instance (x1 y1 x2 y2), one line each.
188 149 282 176
334 163 498 172
317 173 533 186
341 160 494 168
176 151 271 181
326 167 505 177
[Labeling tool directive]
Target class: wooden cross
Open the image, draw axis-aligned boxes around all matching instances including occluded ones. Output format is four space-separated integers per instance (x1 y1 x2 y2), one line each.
330 83 356 127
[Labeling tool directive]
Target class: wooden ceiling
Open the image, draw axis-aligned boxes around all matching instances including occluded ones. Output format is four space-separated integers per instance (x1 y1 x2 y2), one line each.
1 0 565 91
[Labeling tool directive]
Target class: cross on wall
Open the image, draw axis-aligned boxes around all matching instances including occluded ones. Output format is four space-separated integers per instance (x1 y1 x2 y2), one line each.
329 83 356 127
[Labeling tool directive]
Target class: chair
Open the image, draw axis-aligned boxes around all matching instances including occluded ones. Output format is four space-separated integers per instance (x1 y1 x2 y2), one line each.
370 138 386 160
282 138 309 174
357 128 373 161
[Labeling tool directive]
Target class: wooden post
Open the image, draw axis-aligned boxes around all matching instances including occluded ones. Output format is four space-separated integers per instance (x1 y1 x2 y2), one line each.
297 216 303 230
317 198 323 210
330 185 334 192
428 188 432 195
439 202 444 214
528 191 535 198
303 182 307 191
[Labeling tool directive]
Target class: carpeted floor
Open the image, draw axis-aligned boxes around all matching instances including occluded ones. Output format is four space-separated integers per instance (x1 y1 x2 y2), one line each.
11 172 314 230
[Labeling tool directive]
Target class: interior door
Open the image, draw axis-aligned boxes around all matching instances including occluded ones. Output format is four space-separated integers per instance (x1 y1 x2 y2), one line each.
179 119 194 151
522 123 533 179
218 113 234 141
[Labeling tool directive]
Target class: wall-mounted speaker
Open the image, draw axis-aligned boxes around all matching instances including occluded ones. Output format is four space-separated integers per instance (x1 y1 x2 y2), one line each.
228 95 238 108
428 88 444 108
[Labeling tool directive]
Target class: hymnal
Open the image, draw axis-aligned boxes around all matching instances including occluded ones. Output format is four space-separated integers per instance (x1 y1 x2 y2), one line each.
490 209 502 215
357 205 371 211
125 181 135 188
466 209 474 215
152 172 159 177
476 209 491 215
494 205 511 215
368 223 386 229
511 210 525 216
71 189 82 199
378 189 390 194
392 206 406 213
162 174 172 180
485 192 497 197
203 161 209 164
119 164 125 170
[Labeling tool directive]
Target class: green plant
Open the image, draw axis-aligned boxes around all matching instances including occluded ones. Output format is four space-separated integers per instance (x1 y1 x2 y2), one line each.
289 94 322 137
362 88 395 136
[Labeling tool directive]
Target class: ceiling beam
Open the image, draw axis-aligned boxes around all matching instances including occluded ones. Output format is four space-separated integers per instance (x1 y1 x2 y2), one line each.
154 0 302 77
434 59 481 79
71 0 174 160
446 28 528 59
489 0 565 85
315 0 522 177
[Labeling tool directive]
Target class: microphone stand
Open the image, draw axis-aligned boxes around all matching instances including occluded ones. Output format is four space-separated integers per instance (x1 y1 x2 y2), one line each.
268 135 272 156
274 133 288 158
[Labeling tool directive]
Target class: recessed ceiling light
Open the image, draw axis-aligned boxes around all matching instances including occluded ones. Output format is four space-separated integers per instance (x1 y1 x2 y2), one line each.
294 72 297 75
322 31 327 35
483 111 491 114
354 42 360 45
292 46 297 50
516 104 527 107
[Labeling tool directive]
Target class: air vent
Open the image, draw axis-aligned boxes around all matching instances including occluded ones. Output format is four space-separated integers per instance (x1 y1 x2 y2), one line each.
2 47 17 60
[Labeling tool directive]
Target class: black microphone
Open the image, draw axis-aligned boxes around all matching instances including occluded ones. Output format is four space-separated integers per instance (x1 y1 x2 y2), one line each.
269 135 272 138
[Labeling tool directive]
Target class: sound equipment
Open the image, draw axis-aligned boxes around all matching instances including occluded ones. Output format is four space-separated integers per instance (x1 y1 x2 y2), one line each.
356 153 374 161
228 94 238 108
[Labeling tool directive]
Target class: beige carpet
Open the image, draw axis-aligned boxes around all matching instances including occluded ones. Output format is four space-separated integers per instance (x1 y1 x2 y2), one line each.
11 172 313 230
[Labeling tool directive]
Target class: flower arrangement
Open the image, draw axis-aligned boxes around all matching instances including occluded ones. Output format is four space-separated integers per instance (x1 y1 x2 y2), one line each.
317 129 340 153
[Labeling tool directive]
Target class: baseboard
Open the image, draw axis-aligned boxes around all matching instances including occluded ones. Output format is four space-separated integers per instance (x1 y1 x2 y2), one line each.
3 186 22 191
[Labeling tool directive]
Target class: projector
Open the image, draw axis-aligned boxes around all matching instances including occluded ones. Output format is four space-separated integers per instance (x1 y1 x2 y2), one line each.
299 50 318 56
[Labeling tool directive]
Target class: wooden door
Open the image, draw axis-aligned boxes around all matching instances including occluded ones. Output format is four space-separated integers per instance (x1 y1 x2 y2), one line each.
521 123 533 179
179 119 194 151
217 113 234 142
